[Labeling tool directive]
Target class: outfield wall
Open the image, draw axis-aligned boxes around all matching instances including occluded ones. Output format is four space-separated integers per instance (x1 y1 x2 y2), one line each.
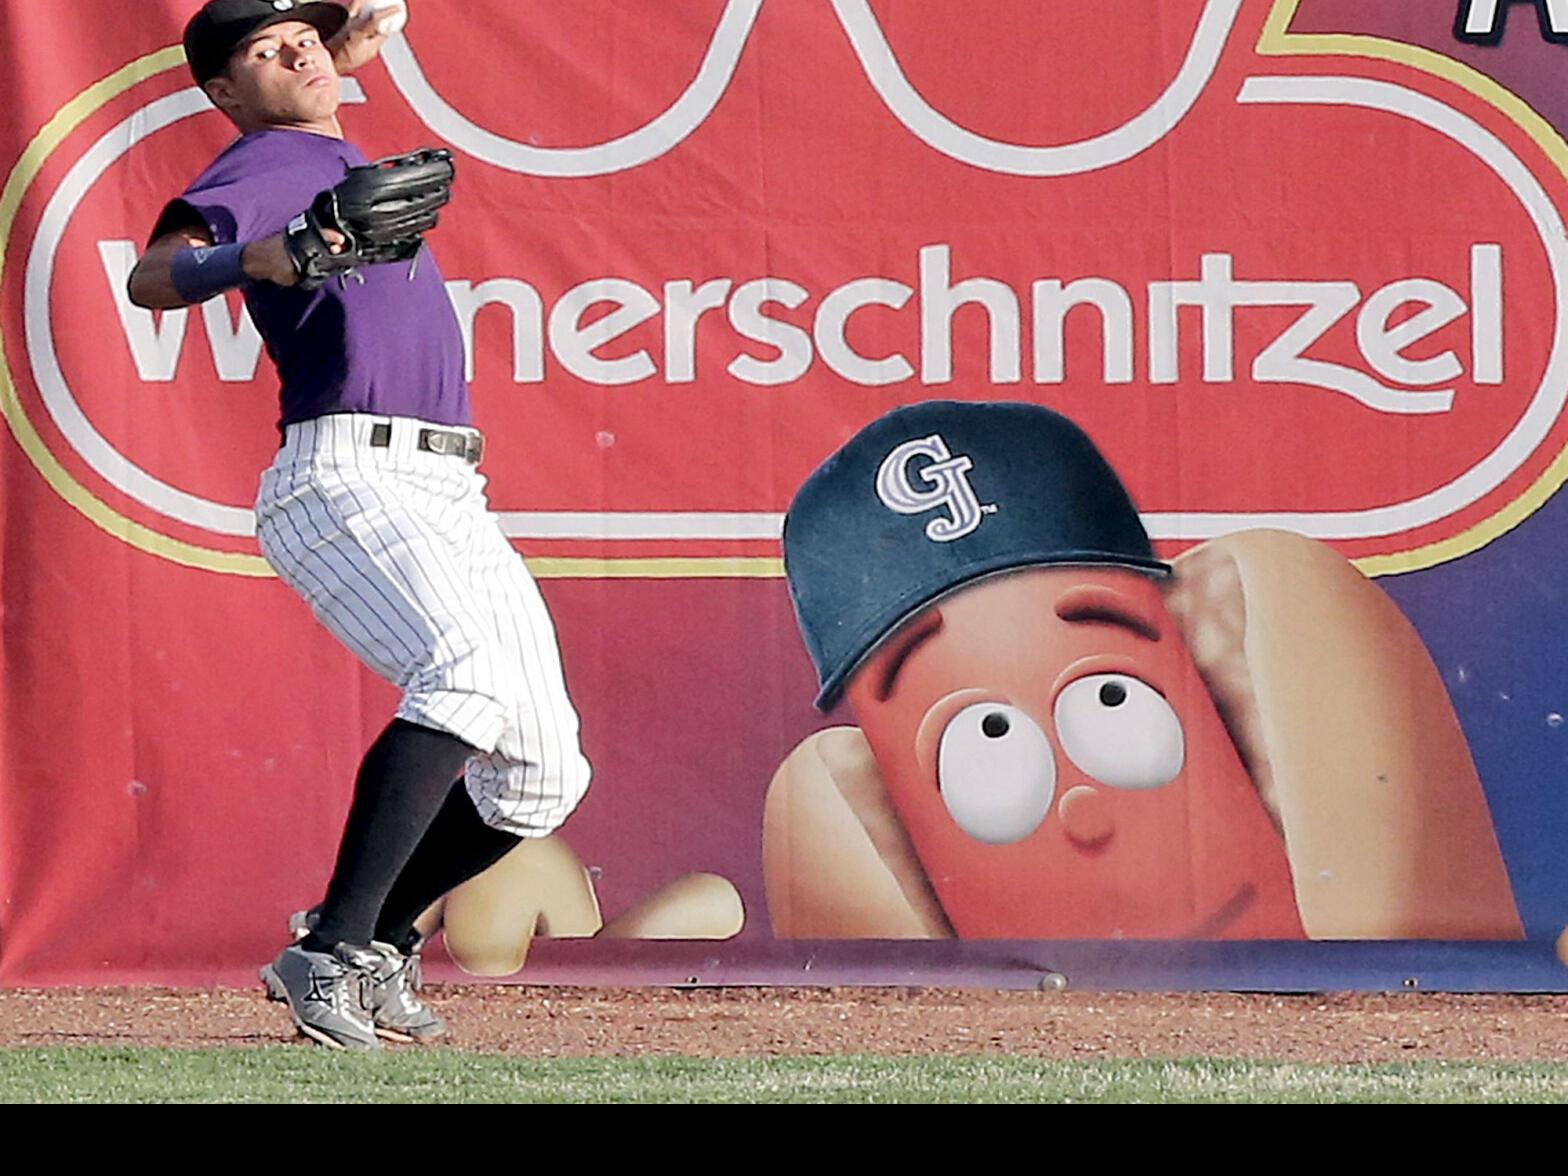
3 0 1567 989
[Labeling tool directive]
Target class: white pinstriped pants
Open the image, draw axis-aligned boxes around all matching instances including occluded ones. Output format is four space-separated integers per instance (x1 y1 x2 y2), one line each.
254 413 591 837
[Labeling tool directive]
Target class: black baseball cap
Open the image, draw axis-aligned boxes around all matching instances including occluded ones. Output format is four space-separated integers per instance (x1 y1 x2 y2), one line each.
784 401 1169 710
184 0 350 86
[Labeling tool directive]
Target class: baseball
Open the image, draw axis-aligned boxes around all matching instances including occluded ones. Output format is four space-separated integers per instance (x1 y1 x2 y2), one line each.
364 0 408 38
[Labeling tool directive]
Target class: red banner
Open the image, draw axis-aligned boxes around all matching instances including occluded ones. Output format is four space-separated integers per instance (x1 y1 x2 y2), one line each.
4 0 1567 988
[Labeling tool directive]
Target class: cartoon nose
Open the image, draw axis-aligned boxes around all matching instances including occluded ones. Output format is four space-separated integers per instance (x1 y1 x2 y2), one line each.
1058 785 1113 849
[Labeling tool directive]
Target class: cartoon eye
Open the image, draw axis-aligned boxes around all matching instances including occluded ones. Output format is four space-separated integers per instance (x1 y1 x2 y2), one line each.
937 703 1056 845
1053 674 1184 789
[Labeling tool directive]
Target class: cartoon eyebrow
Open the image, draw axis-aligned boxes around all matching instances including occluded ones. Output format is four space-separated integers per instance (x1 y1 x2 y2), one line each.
1054 585 1162 642
875 611 945 701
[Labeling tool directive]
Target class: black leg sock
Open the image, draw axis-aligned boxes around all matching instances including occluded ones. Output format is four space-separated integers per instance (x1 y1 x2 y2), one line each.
373 779 522 952
302 718 478 954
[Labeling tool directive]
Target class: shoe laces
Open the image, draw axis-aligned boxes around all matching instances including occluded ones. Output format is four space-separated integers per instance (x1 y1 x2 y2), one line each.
328 948 380 1019
370 941 424 995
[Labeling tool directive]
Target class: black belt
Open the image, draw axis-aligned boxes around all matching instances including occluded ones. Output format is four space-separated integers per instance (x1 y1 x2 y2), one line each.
369 421 484 465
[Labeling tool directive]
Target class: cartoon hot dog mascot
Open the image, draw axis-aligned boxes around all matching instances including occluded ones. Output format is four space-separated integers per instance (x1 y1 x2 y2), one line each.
765 401 1522 941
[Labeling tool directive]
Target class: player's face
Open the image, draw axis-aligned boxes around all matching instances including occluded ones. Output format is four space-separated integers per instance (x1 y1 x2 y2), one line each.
209 22 341 129
843 566 1304 940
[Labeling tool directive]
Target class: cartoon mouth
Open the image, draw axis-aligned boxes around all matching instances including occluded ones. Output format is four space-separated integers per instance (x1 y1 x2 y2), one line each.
1181 883 1258 938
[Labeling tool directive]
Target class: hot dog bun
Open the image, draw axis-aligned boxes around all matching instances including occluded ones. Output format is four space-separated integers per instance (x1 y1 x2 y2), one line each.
439 834 603 976
763 726 953 938
1166 529 1522 940
600 873 746 939
437 839 747 971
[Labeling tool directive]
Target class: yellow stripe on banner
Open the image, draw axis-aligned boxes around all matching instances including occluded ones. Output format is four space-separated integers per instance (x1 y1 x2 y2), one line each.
1258 0 1568 577
525 556 785 579
0 47 186 271
1353 452 1568 576
0 46 272 576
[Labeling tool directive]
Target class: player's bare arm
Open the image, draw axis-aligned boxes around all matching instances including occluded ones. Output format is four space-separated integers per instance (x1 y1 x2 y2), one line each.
127 145 449 311
126 228 303 309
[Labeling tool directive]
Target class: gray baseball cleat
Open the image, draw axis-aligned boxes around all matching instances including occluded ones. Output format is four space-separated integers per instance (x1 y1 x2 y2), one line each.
364 941 447 1043
282 907 444 1042
263 907 320 1004
260 942 382 1051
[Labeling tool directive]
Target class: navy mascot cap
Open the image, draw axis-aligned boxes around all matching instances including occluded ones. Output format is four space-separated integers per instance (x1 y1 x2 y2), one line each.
784 400 1168 710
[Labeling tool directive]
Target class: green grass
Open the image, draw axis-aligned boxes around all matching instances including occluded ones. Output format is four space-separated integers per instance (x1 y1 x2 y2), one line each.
2 1049 1567 1102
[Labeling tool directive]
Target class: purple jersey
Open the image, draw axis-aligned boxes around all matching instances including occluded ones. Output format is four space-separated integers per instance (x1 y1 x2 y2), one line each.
156 129 469 432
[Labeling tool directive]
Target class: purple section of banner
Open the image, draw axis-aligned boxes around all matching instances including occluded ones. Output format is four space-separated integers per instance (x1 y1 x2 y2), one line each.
424 938 1568 994
1298 0 1568 127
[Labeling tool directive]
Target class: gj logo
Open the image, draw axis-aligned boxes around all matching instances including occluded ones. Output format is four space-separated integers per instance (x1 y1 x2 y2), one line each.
1455 0 1568 43
875 436 994 543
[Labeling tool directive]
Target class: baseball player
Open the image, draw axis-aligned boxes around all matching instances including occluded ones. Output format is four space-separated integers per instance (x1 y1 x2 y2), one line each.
127 0 592 1050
